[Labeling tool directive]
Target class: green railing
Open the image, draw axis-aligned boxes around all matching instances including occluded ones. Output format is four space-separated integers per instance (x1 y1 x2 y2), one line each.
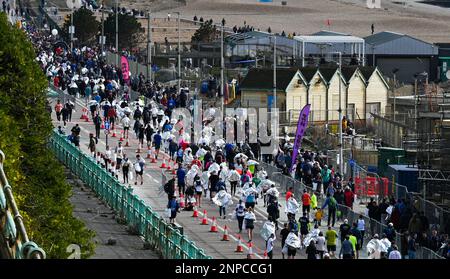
0 150 46 259
48 130 211 259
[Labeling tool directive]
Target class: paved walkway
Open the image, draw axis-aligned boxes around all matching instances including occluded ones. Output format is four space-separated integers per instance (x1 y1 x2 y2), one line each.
68 169 159 259
49 92 368 259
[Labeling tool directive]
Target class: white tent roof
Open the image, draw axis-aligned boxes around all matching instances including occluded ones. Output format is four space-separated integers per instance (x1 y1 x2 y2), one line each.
294 35 364 44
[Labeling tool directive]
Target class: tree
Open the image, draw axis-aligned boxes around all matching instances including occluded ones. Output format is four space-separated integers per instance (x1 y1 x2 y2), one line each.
62 7 100 46
0 13 95 258
191 20 218 44
103 12 144 51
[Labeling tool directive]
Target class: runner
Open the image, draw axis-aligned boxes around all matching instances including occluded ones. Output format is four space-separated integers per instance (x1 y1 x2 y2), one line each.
133 154 145 185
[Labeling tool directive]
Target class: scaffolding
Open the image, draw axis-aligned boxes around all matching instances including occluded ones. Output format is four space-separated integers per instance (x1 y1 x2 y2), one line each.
415 77 450 209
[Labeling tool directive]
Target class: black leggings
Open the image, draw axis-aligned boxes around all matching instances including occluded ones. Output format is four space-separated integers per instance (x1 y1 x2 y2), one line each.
123 167 129 183
230 181 237 195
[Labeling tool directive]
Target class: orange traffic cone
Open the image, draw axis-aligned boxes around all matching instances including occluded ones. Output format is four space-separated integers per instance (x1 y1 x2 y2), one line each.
179 194 185 208
101 121 105 129
119 131 124 141
160 159 167 168
151 154 156 163
247 242 254 259
136 143 141 153
200 210 208 225
221 225 229 241
80 108 86 119
167 163 171 170
192 207 199 217
235 235 244 253
111 129 116 137
85 114 89 122
125 139 129 147
263 250 268 259
209 217 218 232
146 149 152 159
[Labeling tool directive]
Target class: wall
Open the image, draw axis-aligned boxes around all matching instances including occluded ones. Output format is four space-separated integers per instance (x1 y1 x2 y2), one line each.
366 70 388 117
346 71 366 121
308 72 327 122
327 72 347 122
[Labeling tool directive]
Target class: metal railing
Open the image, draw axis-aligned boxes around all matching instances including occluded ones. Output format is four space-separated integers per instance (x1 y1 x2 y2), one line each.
0 150 46 259
48 130 211 259
258 160 445 259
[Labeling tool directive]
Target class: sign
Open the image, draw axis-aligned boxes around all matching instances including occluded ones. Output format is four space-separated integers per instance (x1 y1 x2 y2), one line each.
290 104 311 172
121 56 130 83
104 120 110 130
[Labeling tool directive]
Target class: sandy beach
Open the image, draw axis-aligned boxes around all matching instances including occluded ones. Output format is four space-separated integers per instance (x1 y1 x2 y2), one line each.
150 0 450 43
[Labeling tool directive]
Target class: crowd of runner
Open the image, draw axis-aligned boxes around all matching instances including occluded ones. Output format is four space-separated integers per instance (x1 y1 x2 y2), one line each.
17 12 450 259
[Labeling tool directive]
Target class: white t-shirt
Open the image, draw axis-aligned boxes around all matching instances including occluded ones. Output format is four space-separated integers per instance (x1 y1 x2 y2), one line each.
122 117 131 128
388 250 402 259
357 219 365 231
316 236 326 252
267 237 274 252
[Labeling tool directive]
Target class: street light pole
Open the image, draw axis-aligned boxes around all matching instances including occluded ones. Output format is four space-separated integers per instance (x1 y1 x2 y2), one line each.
175 12 181 92
70 1 74 51
115 0 119 66
147 10 152 82
101 1 105 55
336 51 343 176
273 36 277 111
220 22 224 115
393 73 396 122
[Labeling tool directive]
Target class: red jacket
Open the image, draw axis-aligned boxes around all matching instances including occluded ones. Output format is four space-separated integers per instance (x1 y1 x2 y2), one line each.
344 190 354 208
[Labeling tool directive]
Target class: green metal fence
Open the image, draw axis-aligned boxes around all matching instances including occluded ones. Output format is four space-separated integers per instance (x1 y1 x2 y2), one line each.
48 130 211 259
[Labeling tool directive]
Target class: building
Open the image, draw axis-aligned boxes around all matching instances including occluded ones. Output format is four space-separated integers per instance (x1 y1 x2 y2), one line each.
239 66 389 124
365 31 439 83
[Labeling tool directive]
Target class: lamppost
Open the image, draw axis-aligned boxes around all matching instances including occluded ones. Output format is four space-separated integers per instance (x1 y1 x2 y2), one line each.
273 36 277 111
147 9 152 82
115 0 119 66
100 0 105 56
171 11 181 92
220 20 224 117
332 51 344 176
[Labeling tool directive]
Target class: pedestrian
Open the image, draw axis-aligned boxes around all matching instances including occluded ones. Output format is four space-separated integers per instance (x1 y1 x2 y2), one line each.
88 133 97 157
227 166 240 196
194 176 203 208
94 113 102 139
371 23 374 35
114 141 124 168
407 233 417 259
325 226 338 258
133 154 145 185
306 240 317 259
244 207 256 242
122 154 130 184
299 212 310 247
153 130 162 159
321 193 337 227
316 231 326 259
235 199 245 233
340 235 354 259
301 189 311 216
350 222 362 259
280 223 289 259
104 145 112 170
267 199 280 231
167 195 180 224
65 101 74 122
61 105 68 126
266 233 275 259
176 164 186 197
121 114 131 139
388 244 402 259
54 100 63 121
339 219 352 245
357 215 366 244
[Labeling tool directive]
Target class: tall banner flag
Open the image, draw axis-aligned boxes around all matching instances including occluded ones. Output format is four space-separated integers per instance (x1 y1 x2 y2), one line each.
290 104 311 172
121 56 130 85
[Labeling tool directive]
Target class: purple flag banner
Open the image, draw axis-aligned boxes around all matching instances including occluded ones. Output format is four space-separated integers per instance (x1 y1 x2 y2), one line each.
290 104 311 172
